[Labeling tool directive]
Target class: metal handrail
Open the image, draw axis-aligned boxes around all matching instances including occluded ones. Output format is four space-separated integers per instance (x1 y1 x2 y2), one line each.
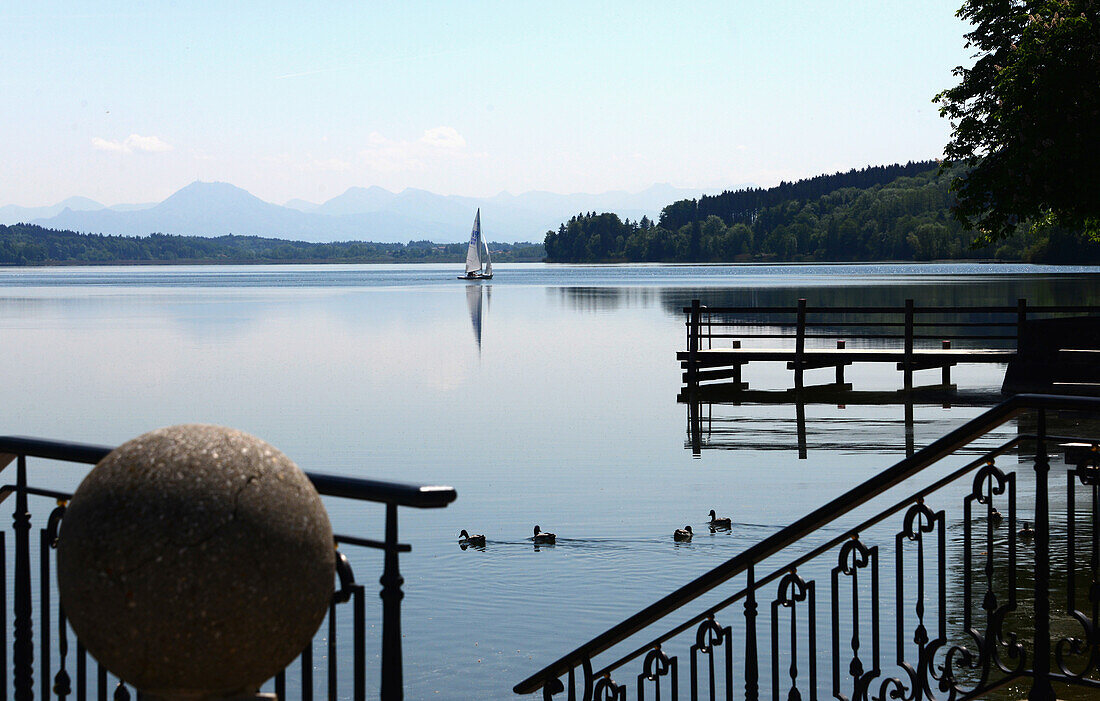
513 393 1100 695
0 435 456 508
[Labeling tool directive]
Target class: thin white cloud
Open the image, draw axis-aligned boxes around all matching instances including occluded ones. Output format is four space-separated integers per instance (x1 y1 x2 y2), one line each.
420 126 465 149
92 134 173 154
360 127 480 173
91 137 127 153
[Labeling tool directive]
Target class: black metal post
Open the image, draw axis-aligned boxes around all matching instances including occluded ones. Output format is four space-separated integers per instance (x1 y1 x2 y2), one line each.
13 455 32 701
744 565 758 701
1029 409 1054 700
380 503 404 700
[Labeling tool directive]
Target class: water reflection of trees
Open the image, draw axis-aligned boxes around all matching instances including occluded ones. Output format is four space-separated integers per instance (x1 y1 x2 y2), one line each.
655 276 1100 319
552 286 658 312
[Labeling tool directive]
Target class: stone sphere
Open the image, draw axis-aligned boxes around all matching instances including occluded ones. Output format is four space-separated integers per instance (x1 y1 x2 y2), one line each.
57 425 335 697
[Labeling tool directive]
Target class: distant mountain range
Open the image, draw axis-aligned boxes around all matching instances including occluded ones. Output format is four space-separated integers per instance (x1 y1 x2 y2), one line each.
3 182 730 243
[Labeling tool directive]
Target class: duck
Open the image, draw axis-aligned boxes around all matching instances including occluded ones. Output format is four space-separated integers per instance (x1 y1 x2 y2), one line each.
458 529 486 546
708 509 732 528
1019 521 1036 540
990 507 1003 526
533 525 556 544
674 525 693 541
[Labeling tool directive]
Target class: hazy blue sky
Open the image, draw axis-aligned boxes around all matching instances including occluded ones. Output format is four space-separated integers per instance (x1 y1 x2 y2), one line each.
2 1 972 206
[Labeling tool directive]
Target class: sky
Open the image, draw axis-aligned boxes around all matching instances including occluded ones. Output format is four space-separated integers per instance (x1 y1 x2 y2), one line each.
1 1 974 207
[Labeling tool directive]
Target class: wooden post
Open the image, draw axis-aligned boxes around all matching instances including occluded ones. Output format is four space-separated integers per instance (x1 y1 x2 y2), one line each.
903 299 914 391
835 340 845 385
1017 298 1027 352
688 299 700 387
732 340 742 388
941 340 951 386
795 298 807 390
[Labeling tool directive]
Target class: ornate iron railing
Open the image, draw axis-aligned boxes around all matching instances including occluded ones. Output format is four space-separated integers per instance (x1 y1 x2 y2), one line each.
0 436 456 701
514 394 1100 700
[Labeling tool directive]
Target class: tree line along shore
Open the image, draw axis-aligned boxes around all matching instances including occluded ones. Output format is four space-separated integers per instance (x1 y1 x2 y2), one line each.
544 162 1100 265
3 161 1098 266
0 228 545 266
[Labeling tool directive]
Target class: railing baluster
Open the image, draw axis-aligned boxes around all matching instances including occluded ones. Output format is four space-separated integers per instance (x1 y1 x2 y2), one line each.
40 525 50 701
76 641 86 701
744 566 758 701
328 599 337 701
96 663 106 700
13 455 33 701
380 503 404 700
302 641 314 701
1029 409 1054 701
1 531 6 701
354 585 366 701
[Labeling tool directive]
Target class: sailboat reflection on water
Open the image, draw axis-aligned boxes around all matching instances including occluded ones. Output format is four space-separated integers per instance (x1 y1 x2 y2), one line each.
466 282 491 352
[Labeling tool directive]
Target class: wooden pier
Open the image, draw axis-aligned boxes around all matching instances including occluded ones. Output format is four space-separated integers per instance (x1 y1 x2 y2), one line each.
679 298 1100 395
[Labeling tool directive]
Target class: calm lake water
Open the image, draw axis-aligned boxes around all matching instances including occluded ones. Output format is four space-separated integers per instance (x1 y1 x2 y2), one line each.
3 262 1100 699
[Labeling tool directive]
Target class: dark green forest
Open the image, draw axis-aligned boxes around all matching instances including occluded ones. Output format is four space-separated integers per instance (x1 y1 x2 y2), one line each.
543 163 1100 264
0 226 545 266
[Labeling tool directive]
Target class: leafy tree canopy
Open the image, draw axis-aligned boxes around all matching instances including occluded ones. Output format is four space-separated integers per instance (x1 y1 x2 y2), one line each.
935 0 1100 242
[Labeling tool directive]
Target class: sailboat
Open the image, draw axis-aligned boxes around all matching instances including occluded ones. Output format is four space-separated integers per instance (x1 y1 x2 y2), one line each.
458 209 493 279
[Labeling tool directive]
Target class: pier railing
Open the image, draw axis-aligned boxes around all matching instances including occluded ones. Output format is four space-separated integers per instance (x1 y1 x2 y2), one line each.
0 435 455 701
514 394 1100 700
682 298 1100 391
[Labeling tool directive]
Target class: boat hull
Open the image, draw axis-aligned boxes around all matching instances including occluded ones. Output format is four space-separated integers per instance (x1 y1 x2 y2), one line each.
458 274 493 280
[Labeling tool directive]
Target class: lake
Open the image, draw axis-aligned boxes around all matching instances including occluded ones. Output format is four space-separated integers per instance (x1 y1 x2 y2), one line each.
2 262 1099 699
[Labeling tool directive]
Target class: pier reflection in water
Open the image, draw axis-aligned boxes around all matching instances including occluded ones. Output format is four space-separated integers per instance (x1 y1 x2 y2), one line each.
684 391 1007 459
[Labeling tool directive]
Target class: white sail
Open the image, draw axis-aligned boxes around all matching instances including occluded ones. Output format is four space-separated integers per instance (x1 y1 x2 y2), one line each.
482 232 493 276
465 210 482 274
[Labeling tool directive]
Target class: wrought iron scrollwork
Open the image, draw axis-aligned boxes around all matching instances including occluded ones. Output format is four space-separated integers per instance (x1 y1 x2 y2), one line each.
592 673 626 701
772 571 816 701
831 537 879 701
691 615 733 701
47 503 71 700
636 645 677 701
893 500 944 701
1056 455 1100 679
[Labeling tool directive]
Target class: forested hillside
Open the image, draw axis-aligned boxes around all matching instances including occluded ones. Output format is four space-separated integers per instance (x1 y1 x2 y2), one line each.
543 163 1100 264
0 225 544 265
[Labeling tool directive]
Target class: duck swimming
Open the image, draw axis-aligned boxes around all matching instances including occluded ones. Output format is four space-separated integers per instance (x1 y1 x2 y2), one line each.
708 509 732 528
1019 521 1036 540
674 525 693 541
990 507 1003 526
533 525 556 544
459 529 486 546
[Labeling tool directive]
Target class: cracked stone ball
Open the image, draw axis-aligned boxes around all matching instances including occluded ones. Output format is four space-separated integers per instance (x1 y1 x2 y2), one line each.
57 424 335 698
